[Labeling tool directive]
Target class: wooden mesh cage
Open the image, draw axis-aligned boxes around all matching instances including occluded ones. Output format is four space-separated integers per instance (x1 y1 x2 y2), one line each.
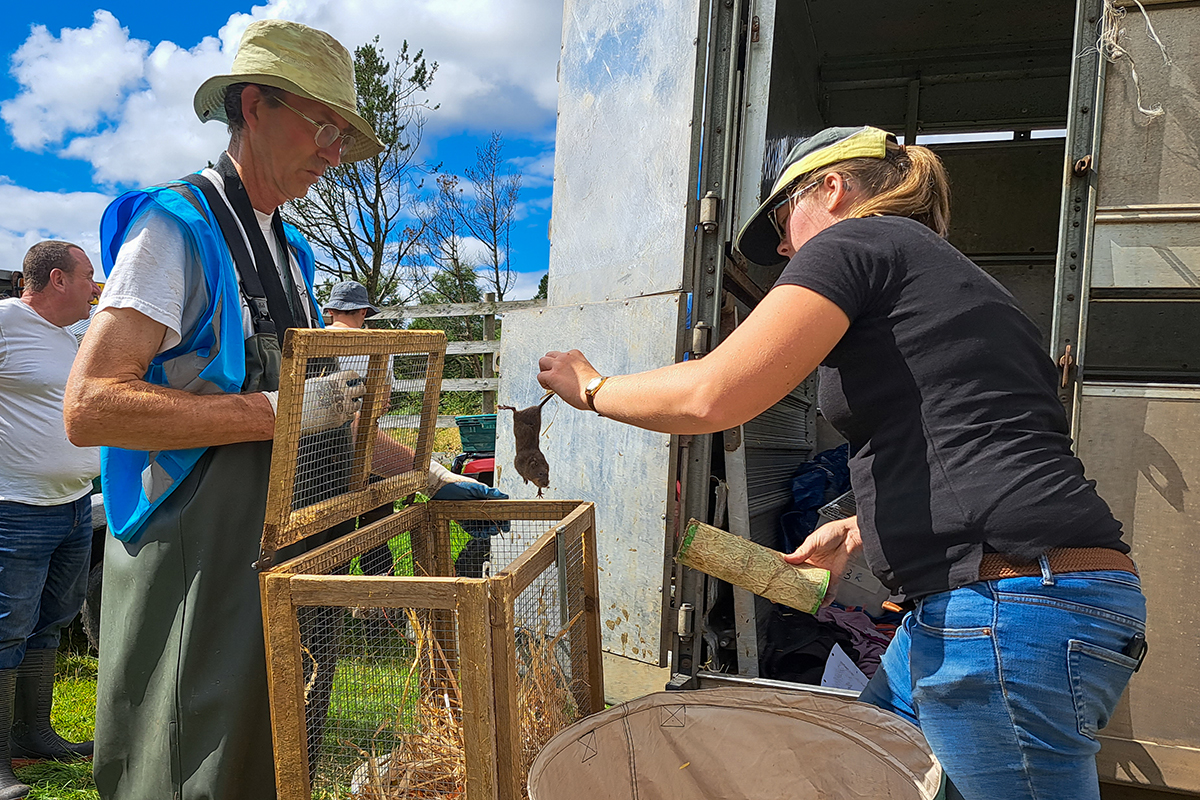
259 330 604 800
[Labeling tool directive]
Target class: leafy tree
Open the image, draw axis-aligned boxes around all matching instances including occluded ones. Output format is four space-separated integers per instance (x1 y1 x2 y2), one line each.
285 38 438 307
534 272 548 300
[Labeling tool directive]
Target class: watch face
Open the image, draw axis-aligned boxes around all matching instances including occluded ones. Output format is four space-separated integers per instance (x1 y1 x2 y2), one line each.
586 377 603 394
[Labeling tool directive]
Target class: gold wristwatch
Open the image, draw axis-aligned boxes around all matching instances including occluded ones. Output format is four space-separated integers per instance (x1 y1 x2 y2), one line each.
584 375 609 414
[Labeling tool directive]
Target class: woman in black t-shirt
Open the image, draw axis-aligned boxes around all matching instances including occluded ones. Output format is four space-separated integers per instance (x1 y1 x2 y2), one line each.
537 126 1145 800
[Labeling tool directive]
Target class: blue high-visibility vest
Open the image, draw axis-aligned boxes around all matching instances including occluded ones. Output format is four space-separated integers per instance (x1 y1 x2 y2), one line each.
97 179 320 542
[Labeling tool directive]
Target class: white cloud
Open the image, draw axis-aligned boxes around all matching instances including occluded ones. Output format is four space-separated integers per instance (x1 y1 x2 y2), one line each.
0 0 563 279
508 151 555 188
3 0 562 187
504 270 545 301
1 11 148 152
0 179 114 275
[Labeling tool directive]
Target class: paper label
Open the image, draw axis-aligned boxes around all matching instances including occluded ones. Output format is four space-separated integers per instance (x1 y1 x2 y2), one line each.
821 643 869 693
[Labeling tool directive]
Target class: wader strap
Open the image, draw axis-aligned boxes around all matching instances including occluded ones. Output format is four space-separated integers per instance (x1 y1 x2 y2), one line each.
176 174 279 339
212 153 304 337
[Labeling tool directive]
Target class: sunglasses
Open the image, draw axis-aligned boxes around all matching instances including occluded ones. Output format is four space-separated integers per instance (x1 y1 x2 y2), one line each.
768 179 821 240
277 98 356 157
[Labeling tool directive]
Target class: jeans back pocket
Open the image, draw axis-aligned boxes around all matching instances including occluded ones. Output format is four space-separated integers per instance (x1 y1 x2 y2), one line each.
1067 638 1139 740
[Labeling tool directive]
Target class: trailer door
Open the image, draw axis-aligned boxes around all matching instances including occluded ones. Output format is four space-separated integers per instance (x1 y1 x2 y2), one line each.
1054 0 1200 793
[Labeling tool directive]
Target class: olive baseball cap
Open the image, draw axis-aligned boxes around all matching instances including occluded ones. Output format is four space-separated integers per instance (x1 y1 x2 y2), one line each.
193 19 384 163
735 126 895 267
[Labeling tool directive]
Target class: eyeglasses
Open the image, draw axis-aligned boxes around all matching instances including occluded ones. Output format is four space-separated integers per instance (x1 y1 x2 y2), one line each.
276 98 356 157
768 179 821 240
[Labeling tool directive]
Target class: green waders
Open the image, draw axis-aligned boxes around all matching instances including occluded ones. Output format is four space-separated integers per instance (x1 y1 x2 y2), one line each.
94 334 283 800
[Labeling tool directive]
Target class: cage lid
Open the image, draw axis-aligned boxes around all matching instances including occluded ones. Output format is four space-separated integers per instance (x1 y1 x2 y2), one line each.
259 327 446 566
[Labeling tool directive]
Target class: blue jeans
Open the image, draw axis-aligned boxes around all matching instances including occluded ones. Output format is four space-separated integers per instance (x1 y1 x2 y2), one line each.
0 497 93 669
859 567 1146 800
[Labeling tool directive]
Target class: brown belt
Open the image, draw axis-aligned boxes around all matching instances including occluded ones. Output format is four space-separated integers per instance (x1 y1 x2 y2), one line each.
978 547 1138 581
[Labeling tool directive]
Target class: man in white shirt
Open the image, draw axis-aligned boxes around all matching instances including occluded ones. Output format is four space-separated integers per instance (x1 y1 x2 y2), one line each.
0 241 101 798
64 20 385 800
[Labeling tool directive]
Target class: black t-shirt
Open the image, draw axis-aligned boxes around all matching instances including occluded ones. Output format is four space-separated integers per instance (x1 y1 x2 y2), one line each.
776 216 1126 599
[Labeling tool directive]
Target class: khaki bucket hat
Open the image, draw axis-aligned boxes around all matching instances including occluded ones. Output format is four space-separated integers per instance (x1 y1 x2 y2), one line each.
735 126 895 267
193 19 384 163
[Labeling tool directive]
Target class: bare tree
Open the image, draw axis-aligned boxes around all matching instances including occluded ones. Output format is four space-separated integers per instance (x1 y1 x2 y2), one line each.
285 38 438 306
431 132 522 300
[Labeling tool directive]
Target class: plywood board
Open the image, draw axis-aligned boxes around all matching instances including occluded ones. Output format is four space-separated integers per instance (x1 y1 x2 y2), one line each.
495 296 683 664
548 0 702 305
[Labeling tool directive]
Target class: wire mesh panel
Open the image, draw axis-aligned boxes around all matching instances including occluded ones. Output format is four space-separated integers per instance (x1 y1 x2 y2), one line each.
262 328 446 563
262 501 603 800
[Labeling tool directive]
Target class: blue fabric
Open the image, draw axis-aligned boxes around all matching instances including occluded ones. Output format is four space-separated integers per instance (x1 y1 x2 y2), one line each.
859 570 1146 800
779 444 850 552
0 497 92 668
98 179 321 544
432 482 510 539
431 482 508 502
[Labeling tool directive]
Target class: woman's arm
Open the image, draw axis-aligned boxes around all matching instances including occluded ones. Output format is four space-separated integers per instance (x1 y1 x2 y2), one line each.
537 284 849 434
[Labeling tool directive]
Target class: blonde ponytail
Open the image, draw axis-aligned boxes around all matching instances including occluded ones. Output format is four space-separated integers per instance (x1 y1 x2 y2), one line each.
808 142 951 237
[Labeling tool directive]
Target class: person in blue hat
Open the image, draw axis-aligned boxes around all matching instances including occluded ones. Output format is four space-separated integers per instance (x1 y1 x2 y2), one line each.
317 279 504 502
323 279 380 328
537 126 1144 800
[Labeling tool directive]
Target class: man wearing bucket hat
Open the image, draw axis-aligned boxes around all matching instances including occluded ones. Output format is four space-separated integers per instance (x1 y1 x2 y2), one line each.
537 126 1144 799
64 20 384 800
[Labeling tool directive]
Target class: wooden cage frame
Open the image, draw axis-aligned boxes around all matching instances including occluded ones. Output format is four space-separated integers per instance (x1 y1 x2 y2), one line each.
260 500 605 800
260 328 447 565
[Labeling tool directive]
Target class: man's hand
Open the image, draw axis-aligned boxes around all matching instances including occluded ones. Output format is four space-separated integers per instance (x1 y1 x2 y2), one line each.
263 370 366 435
782 515 862 606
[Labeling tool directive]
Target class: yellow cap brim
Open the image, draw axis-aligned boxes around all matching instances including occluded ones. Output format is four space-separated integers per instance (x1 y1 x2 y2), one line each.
735 127 892 267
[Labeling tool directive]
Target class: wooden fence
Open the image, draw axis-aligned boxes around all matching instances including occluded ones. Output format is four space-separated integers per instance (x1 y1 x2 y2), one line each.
371 293 546 427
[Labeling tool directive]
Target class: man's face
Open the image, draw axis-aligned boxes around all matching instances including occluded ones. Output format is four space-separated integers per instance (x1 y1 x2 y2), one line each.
59 250 101 324
250 89 351 204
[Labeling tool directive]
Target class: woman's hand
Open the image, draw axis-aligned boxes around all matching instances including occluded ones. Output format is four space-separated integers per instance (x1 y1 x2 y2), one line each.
538 350 602 411
782 515 862 606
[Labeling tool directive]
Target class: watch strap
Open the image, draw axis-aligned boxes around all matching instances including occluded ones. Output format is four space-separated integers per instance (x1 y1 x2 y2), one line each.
585 376 609 413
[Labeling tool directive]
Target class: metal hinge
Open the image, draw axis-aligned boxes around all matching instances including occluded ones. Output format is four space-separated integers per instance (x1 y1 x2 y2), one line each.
1058 344 1075 388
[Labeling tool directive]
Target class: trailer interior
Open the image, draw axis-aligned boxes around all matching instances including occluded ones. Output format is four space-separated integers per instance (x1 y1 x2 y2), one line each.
682 0 1200 796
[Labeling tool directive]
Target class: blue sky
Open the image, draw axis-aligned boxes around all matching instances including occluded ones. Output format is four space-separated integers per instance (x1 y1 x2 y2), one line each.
0 0 561 300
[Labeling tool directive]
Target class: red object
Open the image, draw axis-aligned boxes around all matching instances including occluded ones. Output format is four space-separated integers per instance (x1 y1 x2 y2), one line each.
461 457 494 476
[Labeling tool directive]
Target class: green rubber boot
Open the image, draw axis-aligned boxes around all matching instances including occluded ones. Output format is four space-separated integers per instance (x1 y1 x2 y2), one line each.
0 670 31 800
10 649 92 761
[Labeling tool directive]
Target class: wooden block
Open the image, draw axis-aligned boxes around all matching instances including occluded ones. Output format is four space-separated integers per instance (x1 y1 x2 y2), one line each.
260 573 310 800
677 518 829 614
350 352 392 490
579 504 606 714
457 580 498 800
488 574 522 800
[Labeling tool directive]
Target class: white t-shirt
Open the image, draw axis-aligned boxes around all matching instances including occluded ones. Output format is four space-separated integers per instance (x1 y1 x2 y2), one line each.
98 166 313 357
0 298 101 505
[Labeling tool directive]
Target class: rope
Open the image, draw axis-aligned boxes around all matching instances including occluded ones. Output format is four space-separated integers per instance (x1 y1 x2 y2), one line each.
1096 0 1172 118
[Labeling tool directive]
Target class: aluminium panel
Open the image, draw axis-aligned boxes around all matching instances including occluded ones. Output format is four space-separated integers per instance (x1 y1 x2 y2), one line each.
494 295 685 665
1077 385 1200 790
1091 222 1200 288
548 0 702 305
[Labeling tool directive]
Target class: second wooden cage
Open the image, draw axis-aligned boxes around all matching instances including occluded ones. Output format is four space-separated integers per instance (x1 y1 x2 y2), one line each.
261 500 603 799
